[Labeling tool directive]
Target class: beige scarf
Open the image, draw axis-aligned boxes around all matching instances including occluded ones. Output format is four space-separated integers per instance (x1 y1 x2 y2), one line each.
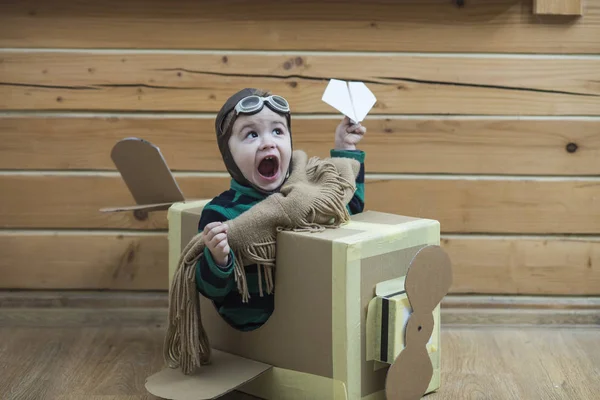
163 150 360 375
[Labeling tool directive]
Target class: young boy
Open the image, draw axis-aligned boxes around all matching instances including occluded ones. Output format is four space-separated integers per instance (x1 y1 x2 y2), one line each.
196 88 367 332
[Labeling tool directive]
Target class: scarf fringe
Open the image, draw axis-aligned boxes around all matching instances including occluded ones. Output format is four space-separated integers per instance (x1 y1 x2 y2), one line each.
163 235 211 375
163 153 358 376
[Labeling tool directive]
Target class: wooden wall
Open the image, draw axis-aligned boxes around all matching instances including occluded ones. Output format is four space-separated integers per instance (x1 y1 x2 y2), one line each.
1 0 599 297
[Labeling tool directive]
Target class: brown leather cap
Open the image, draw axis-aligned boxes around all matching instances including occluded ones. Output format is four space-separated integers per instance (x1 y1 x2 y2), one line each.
214 88 292 194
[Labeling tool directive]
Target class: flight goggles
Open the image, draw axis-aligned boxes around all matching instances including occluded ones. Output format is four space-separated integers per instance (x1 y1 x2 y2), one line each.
234 95 290 116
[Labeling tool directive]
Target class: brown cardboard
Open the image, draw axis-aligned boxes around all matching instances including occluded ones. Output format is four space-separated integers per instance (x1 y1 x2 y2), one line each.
153 203 448 399
101 139 452 399
199 227 364 379
145 349 272 400
385 245 452 400
100 137 186 213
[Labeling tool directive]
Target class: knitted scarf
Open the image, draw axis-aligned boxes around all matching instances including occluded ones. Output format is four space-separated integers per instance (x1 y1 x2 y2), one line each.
163 150 360 375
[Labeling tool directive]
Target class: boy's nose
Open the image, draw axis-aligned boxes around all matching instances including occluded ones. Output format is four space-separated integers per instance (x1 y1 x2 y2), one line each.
260 136 276 149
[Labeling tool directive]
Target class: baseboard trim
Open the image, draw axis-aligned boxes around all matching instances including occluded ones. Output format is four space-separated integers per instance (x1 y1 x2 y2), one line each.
0 291 598 327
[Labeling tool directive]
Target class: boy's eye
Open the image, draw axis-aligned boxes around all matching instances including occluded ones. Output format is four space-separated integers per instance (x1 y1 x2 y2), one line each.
246 131 258 138
273 128 283 135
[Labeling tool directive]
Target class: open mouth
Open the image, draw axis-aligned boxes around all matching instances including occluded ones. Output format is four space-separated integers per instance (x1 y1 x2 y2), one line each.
257 155 279 179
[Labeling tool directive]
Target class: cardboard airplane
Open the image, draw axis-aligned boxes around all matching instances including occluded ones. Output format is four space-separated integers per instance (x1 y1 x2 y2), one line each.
101 81 453 399
101 137 453 400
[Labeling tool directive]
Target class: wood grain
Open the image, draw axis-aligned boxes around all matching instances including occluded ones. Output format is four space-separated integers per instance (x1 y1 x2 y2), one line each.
444 235 600 295
2 174 599 234
535 0 583 15
2 52 600 115
438 327 600 399
0 233 167 290
0 326 168 399
4 291 600 311
1 0 599 53
2 233 599 295
1 292 598 327
2 116 600 175
1 324 599 399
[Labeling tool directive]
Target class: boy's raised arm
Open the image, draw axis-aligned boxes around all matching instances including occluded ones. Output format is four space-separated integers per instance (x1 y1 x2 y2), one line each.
331 116 367 215
330 148 365 215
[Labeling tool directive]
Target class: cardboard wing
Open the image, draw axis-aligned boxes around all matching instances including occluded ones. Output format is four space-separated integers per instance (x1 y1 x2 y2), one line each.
322 79 377 123
100 137 186 213
146 350 272 400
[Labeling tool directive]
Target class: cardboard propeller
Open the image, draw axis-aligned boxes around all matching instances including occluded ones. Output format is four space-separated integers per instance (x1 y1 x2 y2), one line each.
385 245 453 400
322 79 377 124
100 137 187 213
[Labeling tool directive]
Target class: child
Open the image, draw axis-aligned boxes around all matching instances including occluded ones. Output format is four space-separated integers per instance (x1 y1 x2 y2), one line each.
195 88 367 332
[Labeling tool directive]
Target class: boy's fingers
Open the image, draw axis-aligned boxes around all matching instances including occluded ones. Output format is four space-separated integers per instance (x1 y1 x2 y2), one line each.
208 224 228 238
216 238 229 249
210 233 227 247
347 124 363 133
203 222 221 236
204 221 221 230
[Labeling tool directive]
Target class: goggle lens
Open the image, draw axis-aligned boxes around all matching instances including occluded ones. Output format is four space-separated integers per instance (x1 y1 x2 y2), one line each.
236 95 290 114
270 95 288 110
240 96 261 110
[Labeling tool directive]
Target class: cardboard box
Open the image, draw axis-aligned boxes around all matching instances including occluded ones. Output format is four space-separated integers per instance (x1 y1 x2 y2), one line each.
103 138 452 400
159 202 444 400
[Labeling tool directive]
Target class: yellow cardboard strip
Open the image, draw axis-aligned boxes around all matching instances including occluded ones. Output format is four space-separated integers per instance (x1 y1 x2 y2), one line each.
346 258 362 399
332 240 349 397
239 367 348 400
342 219 441 262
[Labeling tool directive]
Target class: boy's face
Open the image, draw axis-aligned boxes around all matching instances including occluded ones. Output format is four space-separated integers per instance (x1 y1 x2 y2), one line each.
228 107 292 192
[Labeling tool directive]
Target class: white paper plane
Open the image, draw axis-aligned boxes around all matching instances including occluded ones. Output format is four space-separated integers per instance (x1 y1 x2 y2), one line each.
322 79 377 123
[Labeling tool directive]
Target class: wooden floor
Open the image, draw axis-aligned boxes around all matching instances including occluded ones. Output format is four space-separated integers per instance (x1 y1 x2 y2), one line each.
1 325 599 399
1 292 599 400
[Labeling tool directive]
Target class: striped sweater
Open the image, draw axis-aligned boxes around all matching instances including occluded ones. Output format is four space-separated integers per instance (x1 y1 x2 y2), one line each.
195 149 365 331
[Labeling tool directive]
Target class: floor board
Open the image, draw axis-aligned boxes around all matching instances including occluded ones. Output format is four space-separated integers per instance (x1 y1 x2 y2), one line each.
1 324 599 399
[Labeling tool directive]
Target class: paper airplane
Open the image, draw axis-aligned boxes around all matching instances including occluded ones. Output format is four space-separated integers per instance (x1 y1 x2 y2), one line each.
322 79 377 123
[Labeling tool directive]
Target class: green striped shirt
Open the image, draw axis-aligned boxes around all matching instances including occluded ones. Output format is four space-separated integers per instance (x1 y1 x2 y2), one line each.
196 149 365 331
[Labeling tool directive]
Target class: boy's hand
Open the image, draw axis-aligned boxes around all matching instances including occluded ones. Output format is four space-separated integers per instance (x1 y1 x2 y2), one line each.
335 116 367 151
203 222 230 267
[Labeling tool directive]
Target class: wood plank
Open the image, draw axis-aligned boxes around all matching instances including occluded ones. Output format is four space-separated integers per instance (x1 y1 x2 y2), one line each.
1 0 599 53
535 0 583 15
440 327 600 399
1 233 599 295
3 291 600 311
0 233 167 290
443 294 600 310
0 290 169 308
2 302 599 328
0 326 168 399
1 324 599 399
0 174 229 230
1 291 598 326
2 52 600 115
2 116 600 175
1 174 599 234
444 236 600 295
